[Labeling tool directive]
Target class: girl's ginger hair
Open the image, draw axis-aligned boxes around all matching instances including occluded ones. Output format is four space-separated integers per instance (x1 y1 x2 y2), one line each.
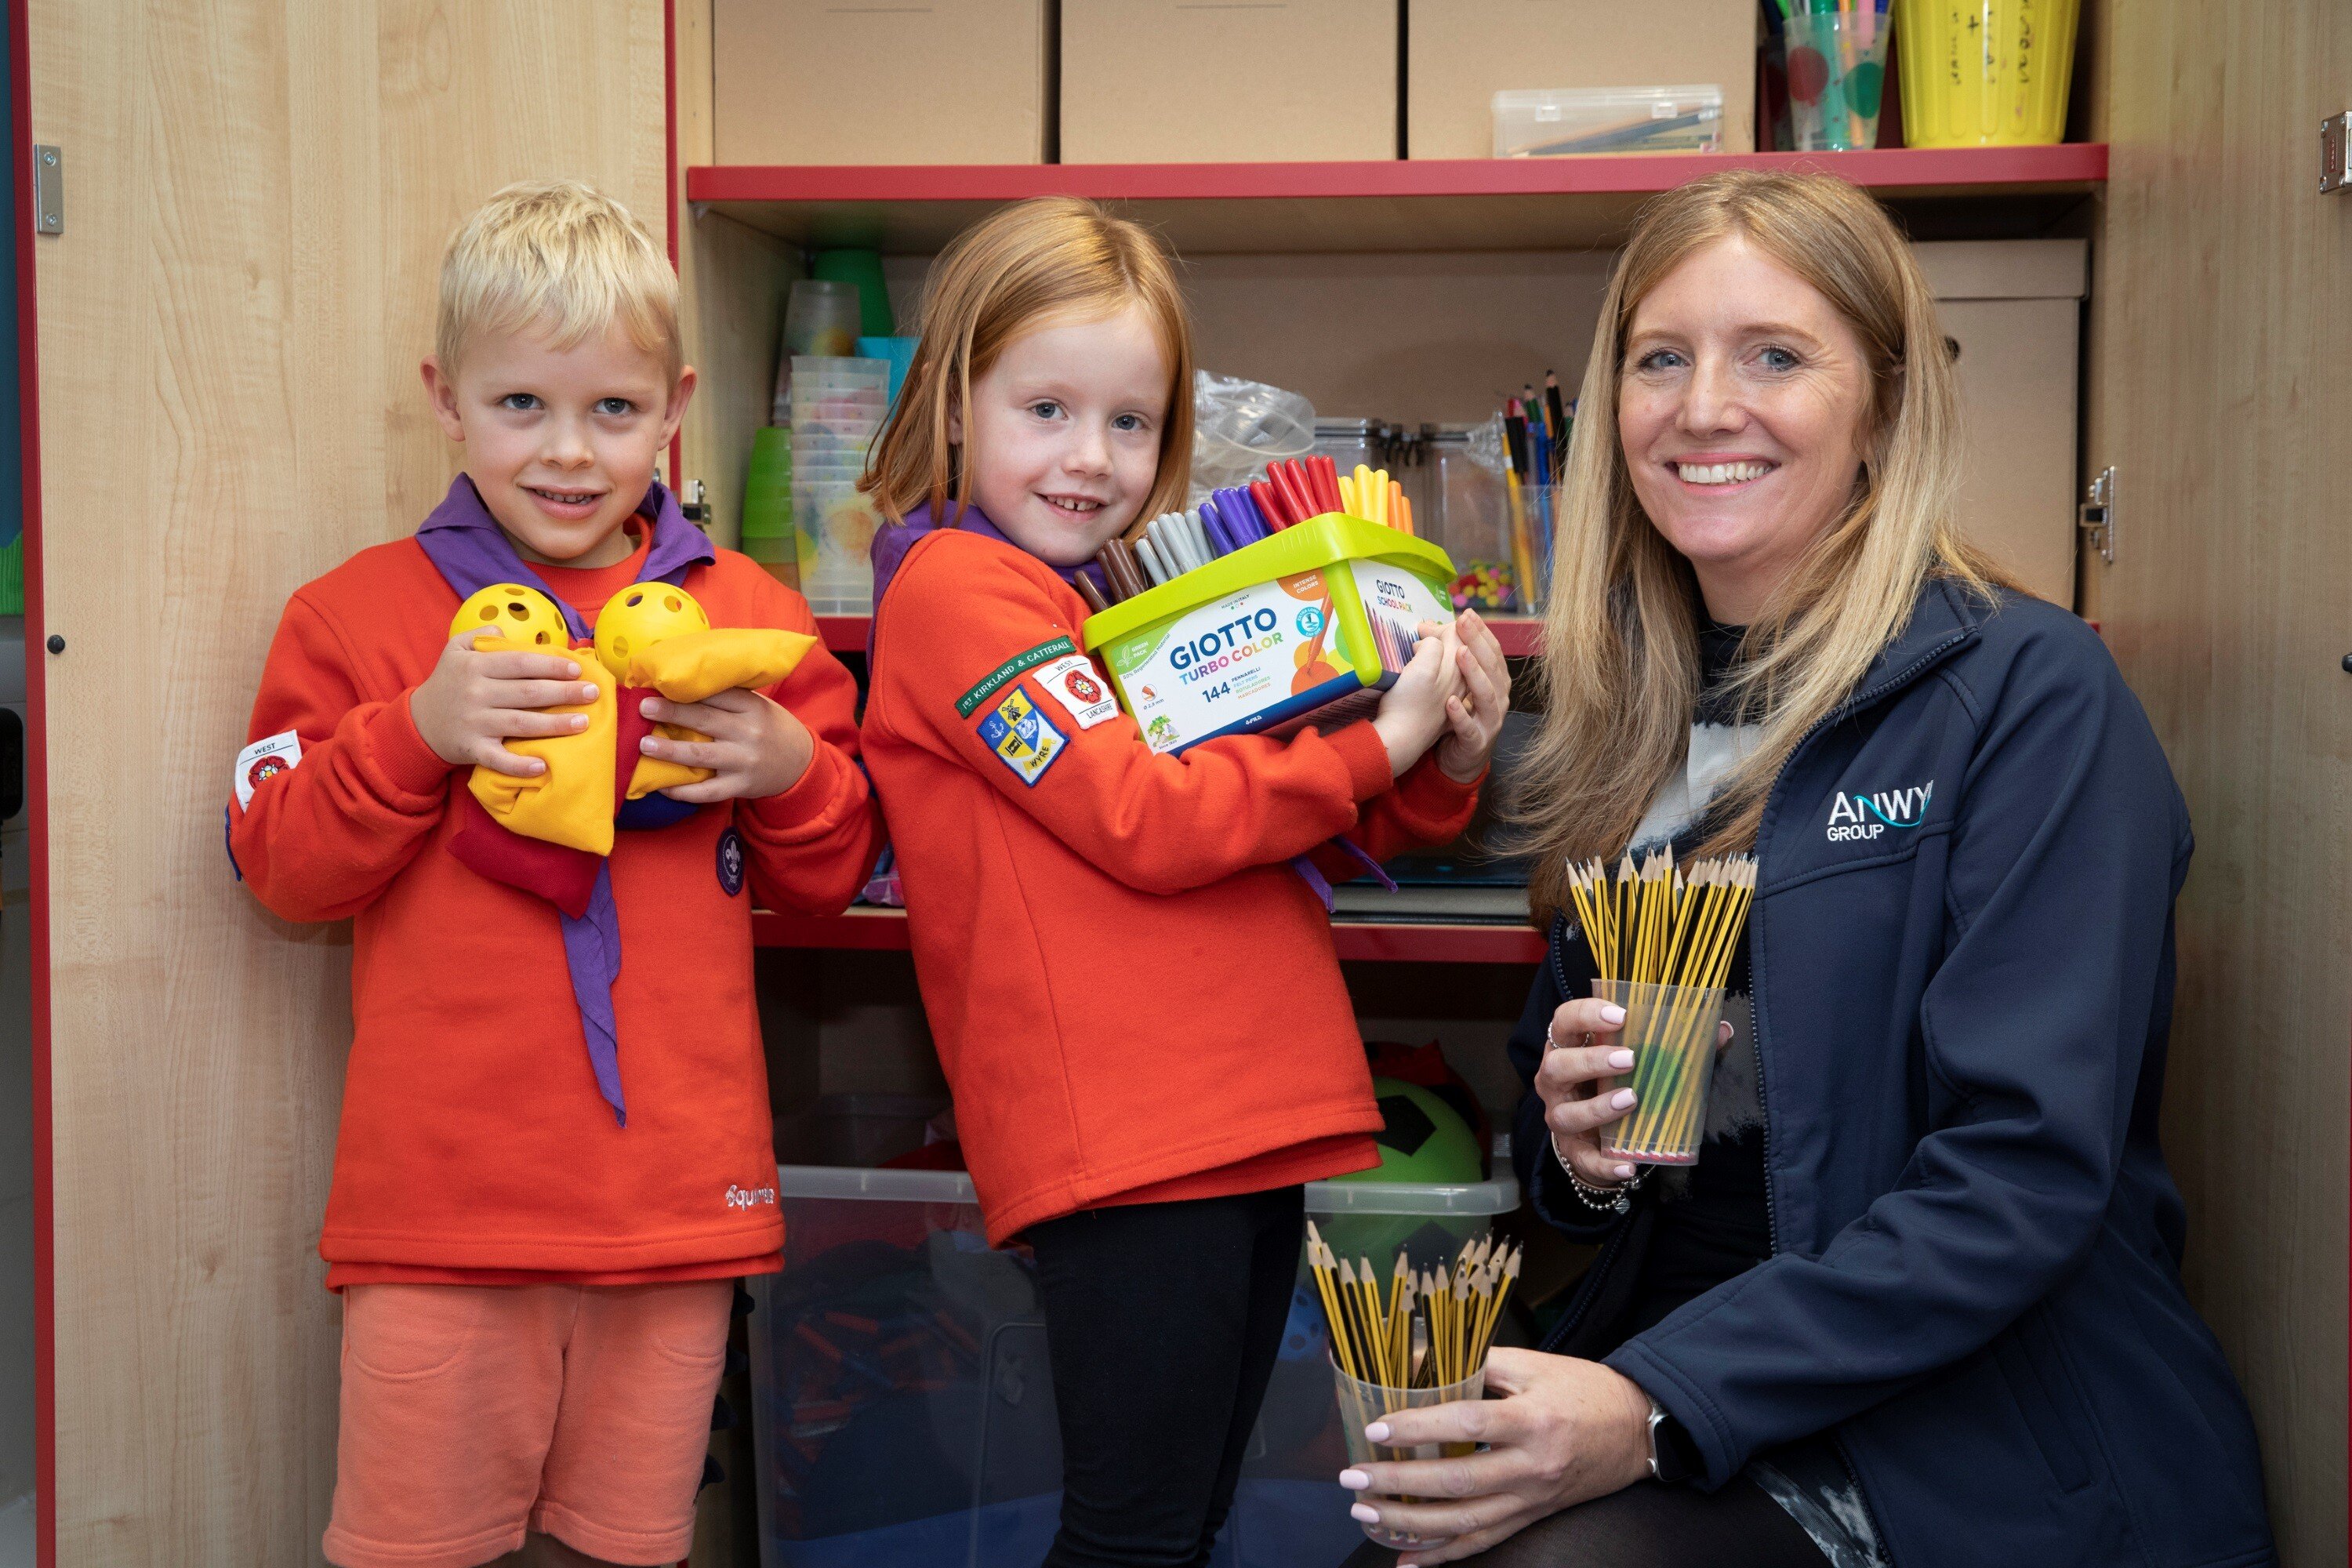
1512 170 2012 924
864 196 1195 527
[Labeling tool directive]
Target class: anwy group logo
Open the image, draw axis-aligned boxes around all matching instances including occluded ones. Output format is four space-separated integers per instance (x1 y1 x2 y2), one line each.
1826 781 1933 843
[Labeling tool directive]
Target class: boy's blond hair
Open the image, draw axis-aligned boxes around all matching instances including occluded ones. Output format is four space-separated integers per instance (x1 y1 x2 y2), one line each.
437 179 680 379
866 195 1195 528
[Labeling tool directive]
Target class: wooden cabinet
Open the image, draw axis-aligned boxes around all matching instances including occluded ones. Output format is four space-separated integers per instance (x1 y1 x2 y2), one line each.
22 0 2347 1563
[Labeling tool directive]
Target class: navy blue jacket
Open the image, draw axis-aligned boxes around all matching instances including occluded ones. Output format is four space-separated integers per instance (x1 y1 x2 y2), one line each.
1510 581 2276 1568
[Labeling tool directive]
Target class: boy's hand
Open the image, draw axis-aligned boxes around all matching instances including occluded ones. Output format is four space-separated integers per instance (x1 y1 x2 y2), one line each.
1370 620 1464 779
1436 608 1512 783
410 631 599 776
637 689 815 803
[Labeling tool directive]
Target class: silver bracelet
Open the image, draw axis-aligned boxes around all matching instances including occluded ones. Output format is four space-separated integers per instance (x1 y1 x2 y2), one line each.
1555 1138 1645 1212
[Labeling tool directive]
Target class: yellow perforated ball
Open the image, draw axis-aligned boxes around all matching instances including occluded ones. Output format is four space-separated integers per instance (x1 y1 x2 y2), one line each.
593 583 710 679
449 583 571 650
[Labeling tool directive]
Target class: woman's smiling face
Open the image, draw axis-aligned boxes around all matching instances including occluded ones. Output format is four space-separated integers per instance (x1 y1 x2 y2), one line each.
1617 233 1876 623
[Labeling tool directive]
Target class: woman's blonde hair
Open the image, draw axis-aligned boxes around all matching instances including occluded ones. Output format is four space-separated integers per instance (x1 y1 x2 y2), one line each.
1514 170 2010 923
437 179 679 379
865 196 1195 527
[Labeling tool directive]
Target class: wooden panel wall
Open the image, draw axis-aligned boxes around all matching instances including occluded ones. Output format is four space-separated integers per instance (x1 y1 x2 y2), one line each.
2087 2 2350 1560
28 2 662 1559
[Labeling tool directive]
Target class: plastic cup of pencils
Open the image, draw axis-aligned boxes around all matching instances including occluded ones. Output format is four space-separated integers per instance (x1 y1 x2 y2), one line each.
1784 7 1892 154
1332 1360 1487 1549
1592 978 1729 1166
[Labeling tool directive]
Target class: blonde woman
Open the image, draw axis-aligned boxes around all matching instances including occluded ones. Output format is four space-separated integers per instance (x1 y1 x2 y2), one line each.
1338 172 2274 1568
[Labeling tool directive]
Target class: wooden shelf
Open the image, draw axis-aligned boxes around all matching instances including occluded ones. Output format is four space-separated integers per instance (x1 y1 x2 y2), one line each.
756 908 1544 964
687 146 2107 255
818 613 1544 658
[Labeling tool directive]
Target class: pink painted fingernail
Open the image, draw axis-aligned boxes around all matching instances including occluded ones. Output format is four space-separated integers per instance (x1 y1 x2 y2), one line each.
1351 1504 1381 1524
1338 1468 1370 1490
1600 1004 1626 1024
1365 1421 1392 1443
1609 1049 1635 1069
1611 1089 1637 1110
1614 1163 1637 1180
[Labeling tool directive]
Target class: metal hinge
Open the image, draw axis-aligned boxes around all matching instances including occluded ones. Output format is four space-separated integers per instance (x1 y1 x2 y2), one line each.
2079 466 2115 564
31 145 60 234
2325 114 2352 194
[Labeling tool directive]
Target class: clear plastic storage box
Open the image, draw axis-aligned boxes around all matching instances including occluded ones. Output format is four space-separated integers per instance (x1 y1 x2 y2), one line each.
1492 85 1724 158
749 1162 1520 1567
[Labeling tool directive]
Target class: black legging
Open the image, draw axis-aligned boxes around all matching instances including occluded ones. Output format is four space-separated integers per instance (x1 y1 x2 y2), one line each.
1338 1475 1828 1568
1028 1185 1304 1568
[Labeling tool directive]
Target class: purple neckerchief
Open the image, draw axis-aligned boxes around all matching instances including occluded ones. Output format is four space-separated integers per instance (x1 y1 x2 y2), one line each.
867 500 1390 913
868 500 1104 662
414 473 716 1127
417 473 716 641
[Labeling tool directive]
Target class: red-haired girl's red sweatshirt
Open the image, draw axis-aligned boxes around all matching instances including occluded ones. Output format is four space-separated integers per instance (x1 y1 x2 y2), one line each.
861 527 1481 1244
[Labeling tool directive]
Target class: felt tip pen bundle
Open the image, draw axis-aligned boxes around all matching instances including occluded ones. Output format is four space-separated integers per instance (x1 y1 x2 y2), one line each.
1086 455 1417 608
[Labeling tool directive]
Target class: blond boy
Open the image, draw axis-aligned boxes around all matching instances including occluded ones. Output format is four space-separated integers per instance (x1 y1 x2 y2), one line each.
229 180 880 1567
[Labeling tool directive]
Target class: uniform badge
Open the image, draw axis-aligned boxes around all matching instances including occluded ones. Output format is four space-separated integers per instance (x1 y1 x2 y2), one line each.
233 730 303 810
1036 654 1120 730
717 826 746 896
975 686 1067 786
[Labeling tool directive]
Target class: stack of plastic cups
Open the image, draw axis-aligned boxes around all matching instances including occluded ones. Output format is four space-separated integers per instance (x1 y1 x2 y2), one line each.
789 355 890 614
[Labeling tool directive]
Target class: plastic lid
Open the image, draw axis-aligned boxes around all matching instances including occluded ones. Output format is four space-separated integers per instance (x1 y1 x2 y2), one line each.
1308 1174 1520 1216
774 1163 1523 1216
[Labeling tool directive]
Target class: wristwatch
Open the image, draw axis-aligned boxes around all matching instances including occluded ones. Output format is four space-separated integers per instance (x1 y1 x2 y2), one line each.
1645 1395 1698 1485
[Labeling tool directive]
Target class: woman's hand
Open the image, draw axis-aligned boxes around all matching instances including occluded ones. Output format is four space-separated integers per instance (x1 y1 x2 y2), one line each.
1538 997 1734 1189
1436 609 1512 784
1337 1348 1655 1564
1536 996 1642 1188
637 688 814 802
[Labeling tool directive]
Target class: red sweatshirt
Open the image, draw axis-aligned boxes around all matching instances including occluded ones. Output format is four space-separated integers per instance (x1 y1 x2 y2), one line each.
230 532 880 1283
862 528 1481 1244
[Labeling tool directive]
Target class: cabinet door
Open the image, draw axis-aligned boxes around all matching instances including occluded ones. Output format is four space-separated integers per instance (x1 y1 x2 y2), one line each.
26 2 662 1561
2085 0 2350 1560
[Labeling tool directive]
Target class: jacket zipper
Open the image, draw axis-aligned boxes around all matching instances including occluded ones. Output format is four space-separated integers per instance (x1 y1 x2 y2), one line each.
1746 624 1976 1265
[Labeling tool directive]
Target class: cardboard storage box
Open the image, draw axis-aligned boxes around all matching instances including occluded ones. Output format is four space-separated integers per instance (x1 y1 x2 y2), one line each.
1061 0 1397 163
713 0 1051 165
1408 0 1756 159
1915 239 2089 608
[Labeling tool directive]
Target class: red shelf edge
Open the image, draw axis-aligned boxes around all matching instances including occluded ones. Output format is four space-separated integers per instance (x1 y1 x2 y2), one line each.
754 909 1541 964
821 612 1539 658
689 145 2107 206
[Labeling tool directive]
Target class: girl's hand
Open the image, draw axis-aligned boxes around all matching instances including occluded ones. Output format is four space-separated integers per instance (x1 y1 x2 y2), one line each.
1436 609 1511 784
409 631 599 776
638 688 814 803
1372 621 1464 779
1335 1348 1655 1563
1538 996 1733 1189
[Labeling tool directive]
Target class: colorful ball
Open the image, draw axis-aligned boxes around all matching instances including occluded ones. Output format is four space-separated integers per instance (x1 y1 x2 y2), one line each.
1331 1077 1485 1188
593 583 710 679
448 583 569 650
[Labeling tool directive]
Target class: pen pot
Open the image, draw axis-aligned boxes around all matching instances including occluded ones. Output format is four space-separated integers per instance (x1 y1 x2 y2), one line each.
1592 978 1729 1167
1333 1359 1487 1549
1784 9 1893 153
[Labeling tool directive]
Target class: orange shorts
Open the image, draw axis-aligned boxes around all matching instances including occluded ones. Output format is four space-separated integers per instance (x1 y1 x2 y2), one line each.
324 1279 733 1568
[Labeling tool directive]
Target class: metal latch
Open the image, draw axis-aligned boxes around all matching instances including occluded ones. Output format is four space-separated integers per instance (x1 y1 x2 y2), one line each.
2078 466 2115 564
32 146 60 234
2326 114 2352 193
